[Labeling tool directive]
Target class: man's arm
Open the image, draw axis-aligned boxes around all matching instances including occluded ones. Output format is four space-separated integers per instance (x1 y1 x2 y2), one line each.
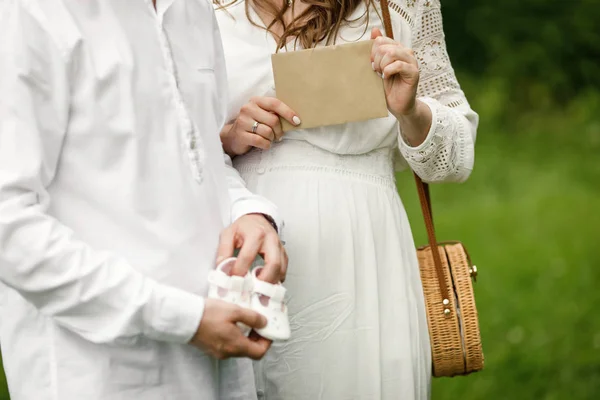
209 10 287 283
0 0 205 346
224 153 283 234
219 154 287 283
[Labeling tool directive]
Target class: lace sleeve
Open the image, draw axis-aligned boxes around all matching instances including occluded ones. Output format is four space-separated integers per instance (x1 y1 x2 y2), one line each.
392 0 478 183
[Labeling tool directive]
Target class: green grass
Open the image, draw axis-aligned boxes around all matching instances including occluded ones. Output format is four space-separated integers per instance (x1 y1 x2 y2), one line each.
397 96 600 399
1 97 599 399
0 365 5 400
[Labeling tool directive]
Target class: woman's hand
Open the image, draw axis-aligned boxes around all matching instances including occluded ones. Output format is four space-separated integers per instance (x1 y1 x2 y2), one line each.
370 28 420 118
221 97 301 157
370 28 431 146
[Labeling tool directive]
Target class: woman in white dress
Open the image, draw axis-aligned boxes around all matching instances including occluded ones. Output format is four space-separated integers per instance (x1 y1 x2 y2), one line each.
214 0 478 398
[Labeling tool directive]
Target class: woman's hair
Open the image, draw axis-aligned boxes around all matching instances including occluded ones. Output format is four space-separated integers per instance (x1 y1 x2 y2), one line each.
216 0 374 50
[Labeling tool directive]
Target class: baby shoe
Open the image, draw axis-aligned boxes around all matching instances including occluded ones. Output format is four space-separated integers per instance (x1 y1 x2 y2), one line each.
207 257 253 335
249 267 291 341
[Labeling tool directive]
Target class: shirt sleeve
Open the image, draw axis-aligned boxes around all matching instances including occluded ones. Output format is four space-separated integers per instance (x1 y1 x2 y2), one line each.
209 8 283 234
223 153 283 231
0 1 204 346
396 0 479 183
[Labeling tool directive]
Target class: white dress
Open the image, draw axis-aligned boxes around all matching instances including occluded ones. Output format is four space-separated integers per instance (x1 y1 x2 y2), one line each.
215 0 478 398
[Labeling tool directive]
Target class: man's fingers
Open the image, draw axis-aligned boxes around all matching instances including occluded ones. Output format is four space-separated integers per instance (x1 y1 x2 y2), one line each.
234 307 267 330
258 234 284 284
251 336 272 355
280 244 288 283
248 330 270 342
235 336 271 360
232 235 262 276
193 299 272 361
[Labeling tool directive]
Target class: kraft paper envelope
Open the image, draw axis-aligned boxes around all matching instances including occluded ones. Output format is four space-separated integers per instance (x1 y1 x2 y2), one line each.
271 40 389 132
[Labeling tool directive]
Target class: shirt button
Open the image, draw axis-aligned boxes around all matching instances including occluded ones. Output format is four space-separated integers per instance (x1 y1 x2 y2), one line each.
257 167 266 174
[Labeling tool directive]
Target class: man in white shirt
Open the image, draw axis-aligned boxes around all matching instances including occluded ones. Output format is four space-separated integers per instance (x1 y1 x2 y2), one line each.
0 0 286 399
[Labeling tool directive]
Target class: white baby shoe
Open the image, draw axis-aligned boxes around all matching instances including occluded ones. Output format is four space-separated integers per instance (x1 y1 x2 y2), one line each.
207 257 253 335
249 267 291 341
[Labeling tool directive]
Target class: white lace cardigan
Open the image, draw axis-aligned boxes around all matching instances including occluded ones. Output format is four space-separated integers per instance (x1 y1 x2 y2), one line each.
391 0 478 183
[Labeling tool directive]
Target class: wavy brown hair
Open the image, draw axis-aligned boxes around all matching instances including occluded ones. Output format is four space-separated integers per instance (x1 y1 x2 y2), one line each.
216 0 374 50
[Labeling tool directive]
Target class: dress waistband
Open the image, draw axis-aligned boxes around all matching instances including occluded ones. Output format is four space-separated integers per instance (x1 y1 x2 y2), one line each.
233 139 396 188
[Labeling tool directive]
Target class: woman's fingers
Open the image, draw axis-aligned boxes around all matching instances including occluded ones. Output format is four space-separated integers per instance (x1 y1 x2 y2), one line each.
234 114 273 150
370 27 383 40
241 98 300 142
252 97 301 134
242 112 276 142
382 60 419 83
232 96 300 152
381 45 416 69
371 33 398 66
372 42 417 75
242 130 272 150
254 122 276 142
370 30 396 52
240 103 280 139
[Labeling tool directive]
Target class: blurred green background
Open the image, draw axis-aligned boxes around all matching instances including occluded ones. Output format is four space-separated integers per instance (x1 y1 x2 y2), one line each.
408 0 600 398
1 0 599 399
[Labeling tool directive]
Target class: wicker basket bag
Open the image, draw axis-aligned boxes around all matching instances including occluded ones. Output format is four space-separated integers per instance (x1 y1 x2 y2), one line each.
379 0 484 377
413 175 484 377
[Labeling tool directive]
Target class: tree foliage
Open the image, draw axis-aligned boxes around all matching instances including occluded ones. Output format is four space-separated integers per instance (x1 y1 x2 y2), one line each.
441 0 600 106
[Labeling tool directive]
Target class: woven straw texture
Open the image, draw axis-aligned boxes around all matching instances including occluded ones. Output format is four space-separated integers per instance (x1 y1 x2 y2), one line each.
417 242 484 377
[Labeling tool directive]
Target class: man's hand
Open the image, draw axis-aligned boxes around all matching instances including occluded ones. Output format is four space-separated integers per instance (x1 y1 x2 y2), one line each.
190 298 271 360
217 214 287 283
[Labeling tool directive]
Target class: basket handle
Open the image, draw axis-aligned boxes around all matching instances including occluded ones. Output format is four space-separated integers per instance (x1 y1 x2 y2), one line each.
380 0 451 308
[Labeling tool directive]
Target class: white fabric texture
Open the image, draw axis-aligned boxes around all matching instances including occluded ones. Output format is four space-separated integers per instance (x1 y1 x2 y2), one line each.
0 0 278 399
216 0 478 398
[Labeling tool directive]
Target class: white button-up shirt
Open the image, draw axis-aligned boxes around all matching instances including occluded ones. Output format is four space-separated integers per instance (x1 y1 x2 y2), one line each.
0 0 278 399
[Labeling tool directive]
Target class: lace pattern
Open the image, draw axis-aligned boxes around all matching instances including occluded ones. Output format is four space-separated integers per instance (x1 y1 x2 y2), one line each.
402 99 474 182
390 0 477 183
234 141 397 190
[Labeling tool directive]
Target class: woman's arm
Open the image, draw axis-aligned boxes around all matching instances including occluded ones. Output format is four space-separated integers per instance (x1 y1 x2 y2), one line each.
397 0 478 183
373 0 478 183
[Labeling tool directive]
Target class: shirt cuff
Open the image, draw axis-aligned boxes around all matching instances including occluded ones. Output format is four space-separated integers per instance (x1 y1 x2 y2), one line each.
144 283 205 344
231 197 284 242
398 97 439 152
